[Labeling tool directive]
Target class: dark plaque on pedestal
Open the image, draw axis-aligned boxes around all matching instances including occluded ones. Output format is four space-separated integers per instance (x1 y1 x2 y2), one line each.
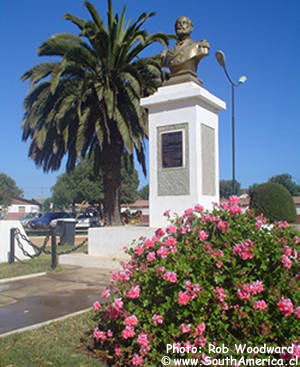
162 131 183 168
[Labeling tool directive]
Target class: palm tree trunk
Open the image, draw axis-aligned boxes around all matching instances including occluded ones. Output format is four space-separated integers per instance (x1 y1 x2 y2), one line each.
101 133 123 226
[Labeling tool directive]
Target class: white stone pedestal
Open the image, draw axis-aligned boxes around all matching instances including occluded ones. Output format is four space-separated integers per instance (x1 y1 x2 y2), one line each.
60 226 158 269
141 81 226 228
0 221 35 263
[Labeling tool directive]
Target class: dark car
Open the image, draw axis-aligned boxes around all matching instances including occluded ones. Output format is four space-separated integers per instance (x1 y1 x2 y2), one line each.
29 212 69 229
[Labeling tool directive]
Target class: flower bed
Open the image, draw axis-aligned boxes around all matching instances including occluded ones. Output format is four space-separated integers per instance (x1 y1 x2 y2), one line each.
92 197 299 366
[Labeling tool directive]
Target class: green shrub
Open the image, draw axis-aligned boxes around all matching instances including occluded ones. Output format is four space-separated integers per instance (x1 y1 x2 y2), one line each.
250 182 297 223
91 197 299 366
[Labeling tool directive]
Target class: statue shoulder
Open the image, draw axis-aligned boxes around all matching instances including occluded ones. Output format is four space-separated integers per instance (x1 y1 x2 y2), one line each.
198 39 210 48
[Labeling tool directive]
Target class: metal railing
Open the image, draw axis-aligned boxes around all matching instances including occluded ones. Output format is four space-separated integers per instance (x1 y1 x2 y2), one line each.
9 228 87 269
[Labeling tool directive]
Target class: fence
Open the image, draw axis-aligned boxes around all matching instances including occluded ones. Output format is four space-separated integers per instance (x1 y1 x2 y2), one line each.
9 228 87 269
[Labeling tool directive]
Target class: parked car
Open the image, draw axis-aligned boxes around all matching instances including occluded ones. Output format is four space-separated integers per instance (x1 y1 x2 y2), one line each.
19 212 41 228
76 212 100 229
49 213 76 228
29 212 69 229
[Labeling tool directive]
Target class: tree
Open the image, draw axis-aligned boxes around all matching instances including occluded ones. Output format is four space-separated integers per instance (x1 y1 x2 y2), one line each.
21 1 170 225
0 173 23 206
219 179 241 198
269 173 300 196
247 183 259 197
42 198 52 212
51 158 139 209
137 184 149 200
52 159 104 210
120 163 139 205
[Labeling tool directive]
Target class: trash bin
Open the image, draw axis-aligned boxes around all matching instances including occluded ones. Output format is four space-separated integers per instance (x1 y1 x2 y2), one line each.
56 218 77 246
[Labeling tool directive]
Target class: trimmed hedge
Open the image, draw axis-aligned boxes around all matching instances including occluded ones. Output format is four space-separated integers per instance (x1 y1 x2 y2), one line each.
250 182 297 222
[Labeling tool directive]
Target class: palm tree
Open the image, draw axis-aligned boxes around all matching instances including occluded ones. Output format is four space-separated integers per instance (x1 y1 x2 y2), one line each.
21 1 170 226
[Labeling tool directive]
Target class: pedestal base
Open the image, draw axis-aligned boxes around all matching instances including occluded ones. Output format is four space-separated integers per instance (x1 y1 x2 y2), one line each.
141 81 226 228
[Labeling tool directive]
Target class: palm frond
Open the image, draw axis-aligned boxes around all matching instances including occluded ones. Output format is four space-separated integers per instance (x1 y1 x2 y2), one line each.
22 0 170 177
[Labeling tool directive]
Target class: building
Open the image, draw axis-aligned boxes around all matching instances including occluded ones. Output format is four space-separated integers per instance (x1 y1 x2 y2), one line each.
293 196 300 224
4 197 41 219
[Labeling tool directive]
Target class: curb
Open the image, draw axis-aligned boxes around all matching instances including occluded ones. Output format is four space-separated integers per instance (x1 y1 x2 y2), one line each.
0 307 92 338
0 272 47 284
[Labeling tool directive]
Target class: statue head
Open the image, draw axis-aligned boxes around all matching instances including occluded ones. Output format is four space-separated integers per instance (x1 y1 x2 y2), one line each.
175 16 193 40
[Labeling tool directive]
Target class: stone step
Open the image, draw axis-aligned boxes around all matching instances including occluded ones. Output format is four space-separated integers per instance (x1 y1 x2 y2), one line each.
59 253 128 270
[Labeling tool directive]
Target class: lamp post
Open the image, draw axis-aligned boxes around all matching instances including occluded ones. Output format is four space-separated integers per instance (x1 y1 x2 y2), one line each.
215 50 247 196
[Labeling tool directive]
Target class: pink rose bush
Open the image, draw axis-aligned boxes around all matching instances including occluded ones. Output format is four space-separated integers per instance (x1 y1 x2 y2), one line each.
92 198 299 366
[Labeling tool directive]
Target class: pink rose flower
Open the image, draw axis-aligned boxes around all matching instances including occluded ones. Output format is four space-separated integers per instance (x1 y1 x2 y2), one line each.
115 346 121 356
125 285 140 299
106 329 113 337
194 204 204 212
282 255 292 269
101 287 111 298
253 300 267 310
152 314 164 325
278 221 289 229
250 280 264 295
164 237 177 246
277 297 294 316
199 230 208 241
229 195 240 205
134 246 144 255
184 208 194 216
93 301 101 310
195 322 205 336
113 297 123 311
132 354 143 365
93 328 107 341
147 252 156 262
178 291 191 305
157 246 169 258
233 240 254 260
229 205 242 214
217 220 228 231
155 228 165 237
216 287 227 303
137 332 149 347
163 271 177 283
255 220 262 229
180 323 191 333
166 225 177 234
122 325 135 339
125 315 138 326
237 287 251 300
294 307 300 318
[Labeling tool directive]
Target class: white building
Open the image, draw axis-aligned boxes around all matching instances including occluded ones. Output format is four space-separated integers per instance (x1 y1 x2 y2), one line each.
3 197 41 219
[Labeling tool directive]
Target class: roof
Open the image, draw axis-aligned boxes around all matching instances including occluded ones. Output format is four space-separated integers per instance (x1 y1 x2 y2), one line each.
293 196 300 205
121 200 149 209
10 197 41 206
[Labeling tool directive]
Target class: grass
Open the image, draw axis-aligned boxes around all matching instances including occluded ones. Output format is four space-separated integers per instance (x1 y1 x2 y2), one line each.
0 243 88 280
26 229 88 237
0 310 105 367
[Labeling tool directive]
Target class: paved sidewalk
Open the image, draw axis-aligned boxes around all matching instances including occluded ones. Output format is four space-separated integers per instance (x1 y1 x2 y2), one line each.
0 266 111 335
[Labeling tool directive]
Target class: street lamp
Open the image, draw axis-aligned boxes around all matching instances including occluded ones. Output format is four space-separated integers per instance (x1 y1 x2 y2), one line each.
215 50 247 196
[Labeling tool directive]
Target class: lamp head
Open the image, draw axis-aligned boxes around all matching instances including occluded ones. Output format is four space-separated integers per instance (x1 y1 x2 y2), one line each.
215 50 226 67
238 75 247 84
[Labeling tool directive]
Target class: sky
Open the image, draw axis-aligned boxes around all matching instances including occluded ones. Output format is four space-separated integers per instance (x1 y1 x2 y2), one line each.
1 0 299 199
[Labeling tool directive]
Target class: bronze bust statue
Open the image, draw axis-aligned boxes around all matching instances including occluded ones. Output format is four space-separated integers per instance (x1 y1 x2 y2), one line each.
161 16 210 85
